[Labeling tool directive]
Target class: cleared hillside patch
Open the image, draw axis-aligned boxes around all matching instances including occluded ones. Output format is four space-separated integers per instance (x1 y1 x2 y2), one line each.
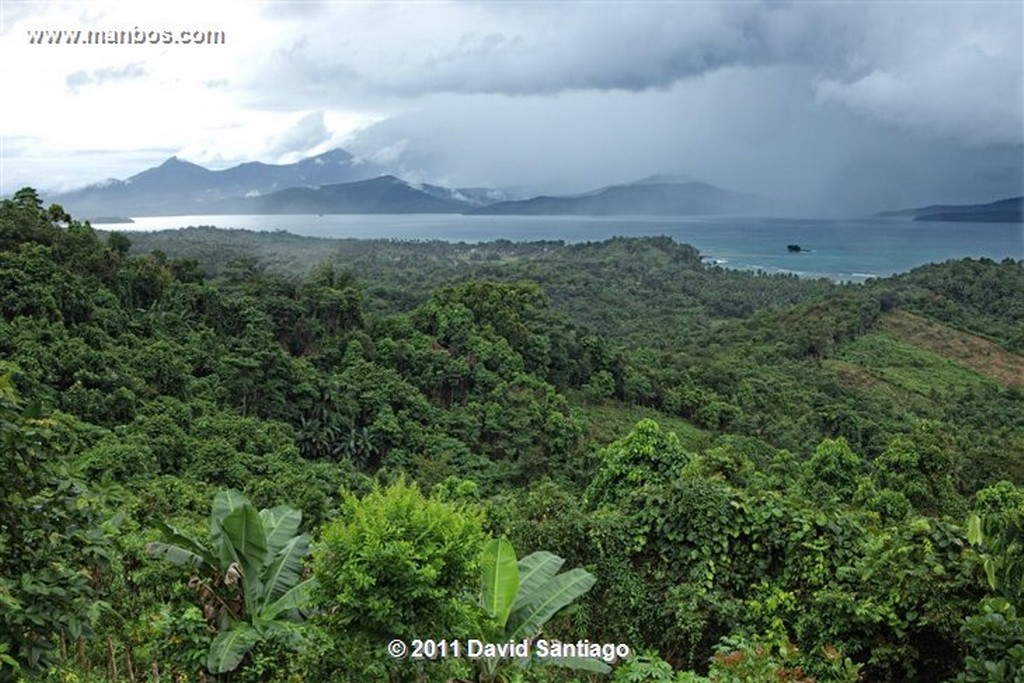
881 310 1024 388
839 332 998 398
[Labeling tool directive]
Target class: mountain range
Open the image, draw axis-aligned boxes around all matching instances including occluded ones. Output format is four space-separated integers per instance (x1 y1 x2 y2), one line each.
209 175 491 214
46 149 773 219
52 149 384 217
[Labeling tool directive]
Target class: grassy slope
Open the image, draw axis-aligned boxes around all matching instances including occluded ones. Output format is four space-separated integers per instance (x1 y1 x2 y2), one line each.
824 308 1022 411
878 310 1024 388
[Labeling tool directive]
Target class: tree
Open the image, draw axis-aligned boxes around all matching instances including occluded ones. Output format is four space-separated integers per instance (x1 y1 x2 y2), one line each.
12 187 43 211
800 438 864 504
872 421 964 517
587 418 691 508
147 489 315 674
106 231 131 257
0 375 119 672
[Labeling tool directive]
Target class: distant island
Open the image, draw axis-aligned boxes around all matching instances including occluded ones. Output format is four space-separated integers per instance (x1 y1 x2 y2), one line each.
877 196 1023 223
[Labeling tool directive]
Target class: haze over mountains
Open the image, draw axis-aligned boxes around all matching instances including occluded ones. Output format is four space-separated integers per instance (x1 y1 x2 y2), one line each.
470 174 773 216
212 175 502 215
45 149 1020 222
49 149 773 219
51 149 383 217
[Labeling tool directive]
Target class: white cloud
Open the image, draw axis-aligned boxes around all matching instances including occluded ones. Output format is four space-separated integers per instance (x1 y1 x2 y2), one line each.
0 0 377 190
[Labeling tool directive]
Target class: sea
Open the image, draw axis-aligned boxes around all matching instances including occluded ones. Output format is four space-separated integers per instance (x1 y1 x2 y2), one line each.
116 214 1023 282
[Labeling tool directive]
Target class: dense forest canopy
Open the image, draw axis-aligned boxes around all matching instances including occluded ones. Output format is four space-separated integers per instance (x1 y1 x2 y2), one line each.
2 188 1023 682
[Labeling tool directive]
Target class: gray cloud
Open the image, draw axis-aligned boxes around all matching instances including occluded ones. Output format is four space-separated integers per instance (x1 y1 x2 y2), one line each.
249 3 1020 150
273 2 1010 214
265 110 332 160
251 4 809 101
341 62 1022 215
813 3 1023 146
66 62 147 93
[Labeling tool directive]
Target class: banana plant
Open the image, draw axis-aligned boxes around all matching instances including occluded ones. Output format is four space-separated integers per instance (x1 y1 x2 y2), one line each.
147 489 315 674
477 537 609 678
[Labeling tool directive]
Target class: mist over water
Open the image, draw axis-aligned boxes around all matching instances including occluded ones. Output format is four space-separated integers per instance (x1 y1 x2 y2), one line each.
117 214 1023 282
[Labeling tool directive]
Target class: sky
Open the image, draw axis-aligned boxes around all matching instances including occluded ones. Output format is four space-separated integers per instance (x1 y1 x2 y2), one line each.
1 0 1021 215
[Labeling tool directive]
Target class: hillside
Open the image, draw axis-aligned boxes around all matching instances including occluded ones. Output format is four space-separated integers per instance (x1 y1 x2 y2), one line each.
2 188 1023 682
209 175 474 214
877 310 1024 388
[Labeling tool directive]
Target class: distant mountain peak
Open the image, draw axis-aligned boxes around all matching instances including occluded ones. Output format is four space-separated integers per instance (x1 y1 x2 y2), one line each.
51 147 384 217
628 173 698 185
369 174 403 184
146 156 209 173
306 148 353 164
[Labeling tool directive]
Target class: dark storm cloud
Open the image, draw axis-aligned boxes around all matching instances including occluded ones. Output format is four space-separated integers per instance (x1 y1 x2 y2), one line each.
253 3 827 99
249 2 1021 191
341 62 1023 215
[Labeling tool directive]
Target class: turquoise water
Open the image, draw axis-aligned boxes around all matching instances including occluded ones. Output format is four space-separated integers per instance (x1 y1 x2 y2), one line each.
120 214 1023 282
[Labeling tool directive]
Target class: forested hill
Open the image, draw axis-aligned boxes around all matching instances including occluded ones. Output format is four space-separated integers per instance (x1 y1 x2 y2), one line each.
122 226 842 347
2 188 1024 682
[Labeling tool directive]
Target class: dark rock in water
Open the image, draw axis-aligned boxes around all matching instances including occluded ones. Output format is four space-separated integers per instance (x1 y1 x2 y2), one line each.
787 244 802 252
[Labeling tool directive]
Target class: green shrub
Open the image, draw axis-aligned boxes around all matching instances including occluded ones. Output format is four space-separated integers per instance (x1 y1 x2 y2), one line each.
313 477 484 681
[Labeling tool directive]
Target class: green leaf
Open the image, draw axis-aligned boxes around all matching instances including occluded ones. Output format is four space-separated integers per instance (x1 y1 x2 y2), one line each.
211 489 251 528
260 533 311 607
207 623 260 674
217 503 268 571
260 506 302 561
146 541 205 568
260 578 316 622
481 538 519 628
514 551 564 610
968 513 984 546
508 568 596 640
146 522 215 568
983 556 998 591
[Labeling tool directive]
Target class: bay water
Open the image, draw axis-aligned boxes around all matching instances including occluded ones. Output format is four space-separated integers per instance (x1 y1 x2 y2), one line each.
117 214 1023 282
